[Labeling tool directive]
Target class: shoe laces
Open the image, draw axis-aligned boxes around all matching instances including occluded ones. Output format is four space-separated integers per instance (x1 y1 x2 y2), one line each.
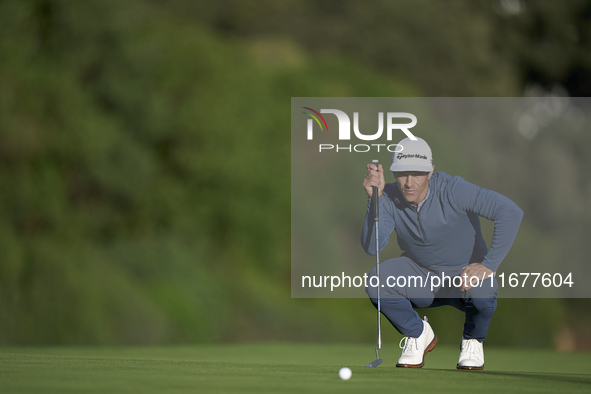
399 336 418 354
462 338 480 358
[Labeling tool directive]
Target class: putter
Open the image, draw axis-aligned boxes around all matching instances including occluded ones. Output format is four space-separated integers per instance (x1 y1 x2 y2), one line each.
366 159 383 368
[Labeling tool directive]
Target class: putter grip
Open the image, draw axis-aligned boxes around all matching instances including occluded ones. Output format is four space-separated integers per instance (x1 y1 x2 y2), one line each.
372 160 379 220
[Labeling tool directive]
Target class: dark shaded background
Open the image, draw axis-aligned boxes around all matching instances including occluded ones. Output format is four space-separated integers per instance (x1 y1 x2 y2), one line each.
0 0 590 350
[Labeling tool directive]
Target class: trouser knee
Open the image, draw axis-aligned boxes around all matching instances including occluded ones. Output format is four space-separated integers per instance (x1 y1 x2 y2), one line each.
467 297 497 318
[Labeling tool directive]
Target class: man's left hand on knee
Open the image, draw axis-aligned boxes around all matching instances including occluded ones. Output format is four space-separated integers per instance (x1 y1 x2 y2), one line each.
459 263 494 291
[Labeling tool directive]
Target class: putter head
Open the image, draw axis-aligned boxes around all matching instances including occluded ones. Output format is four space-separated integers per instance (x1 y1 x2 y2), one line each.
365 358 383 368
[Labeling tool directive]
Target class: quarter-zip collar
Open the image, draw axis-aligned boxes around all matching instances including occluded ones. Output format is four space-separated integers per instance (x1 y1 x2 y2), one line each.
399 177 432 211
414 186 431 212
398 177 432 243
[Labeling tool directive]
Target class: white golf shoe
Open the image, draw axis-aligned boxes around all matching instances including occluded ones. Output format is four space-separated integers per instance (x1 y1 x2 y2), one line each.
457 338 484 370
396 317 437 368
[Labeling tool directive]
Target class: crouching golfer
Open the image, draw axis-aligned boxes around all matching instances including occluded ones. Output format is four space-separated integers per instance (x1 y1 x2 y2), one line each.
362 137 523 370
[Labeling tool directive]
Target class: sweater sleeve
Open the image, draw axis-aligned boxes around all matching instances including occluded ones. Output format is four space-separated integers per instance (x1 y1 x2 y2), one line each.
449 177 523 271
360 188 396 256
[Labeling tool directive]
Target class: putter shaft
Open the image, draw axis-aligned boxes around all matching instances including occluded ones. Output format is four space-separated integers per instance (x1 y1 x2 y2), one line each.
366 159 382 368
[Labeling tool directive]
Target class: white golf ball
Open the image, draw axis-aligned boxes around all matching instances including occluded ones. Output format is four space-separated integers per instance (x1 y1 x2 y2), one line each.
339 367 352 380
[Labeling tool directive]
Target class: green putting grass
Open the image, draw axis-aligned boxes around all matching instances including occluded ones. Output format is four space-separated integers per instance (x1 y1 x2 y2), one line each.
1 343 590 393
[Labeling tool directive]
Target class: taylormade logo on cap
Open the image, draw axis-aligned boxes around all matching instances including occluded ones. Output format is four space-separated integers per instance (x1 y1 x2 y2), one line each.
396 153 428 160
390 137 433 172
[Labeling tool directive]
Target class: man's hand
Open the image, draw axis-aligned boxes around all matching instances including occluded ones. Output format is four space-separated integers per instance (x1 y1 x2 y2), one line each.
363 163 385 198
459 263 494 291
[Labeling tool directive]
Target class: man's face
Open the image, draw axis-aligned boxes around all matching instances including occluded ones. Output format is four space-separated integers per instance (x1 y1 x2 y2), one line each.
394 169 433 204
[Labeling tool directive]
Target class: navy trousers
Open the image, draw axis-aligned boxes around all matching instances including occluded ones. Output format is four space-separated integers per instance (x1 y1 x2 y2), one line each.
365 256 498 341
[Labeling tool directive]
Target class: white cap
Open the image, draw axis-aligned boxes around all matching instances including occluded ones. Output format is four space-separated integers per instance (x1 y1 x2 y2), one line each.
390 137 433 172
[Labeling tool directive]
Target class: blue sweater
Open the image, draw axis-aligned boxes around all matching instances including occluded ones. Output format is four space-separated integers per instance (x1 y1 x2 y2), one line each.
361 172 523 272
